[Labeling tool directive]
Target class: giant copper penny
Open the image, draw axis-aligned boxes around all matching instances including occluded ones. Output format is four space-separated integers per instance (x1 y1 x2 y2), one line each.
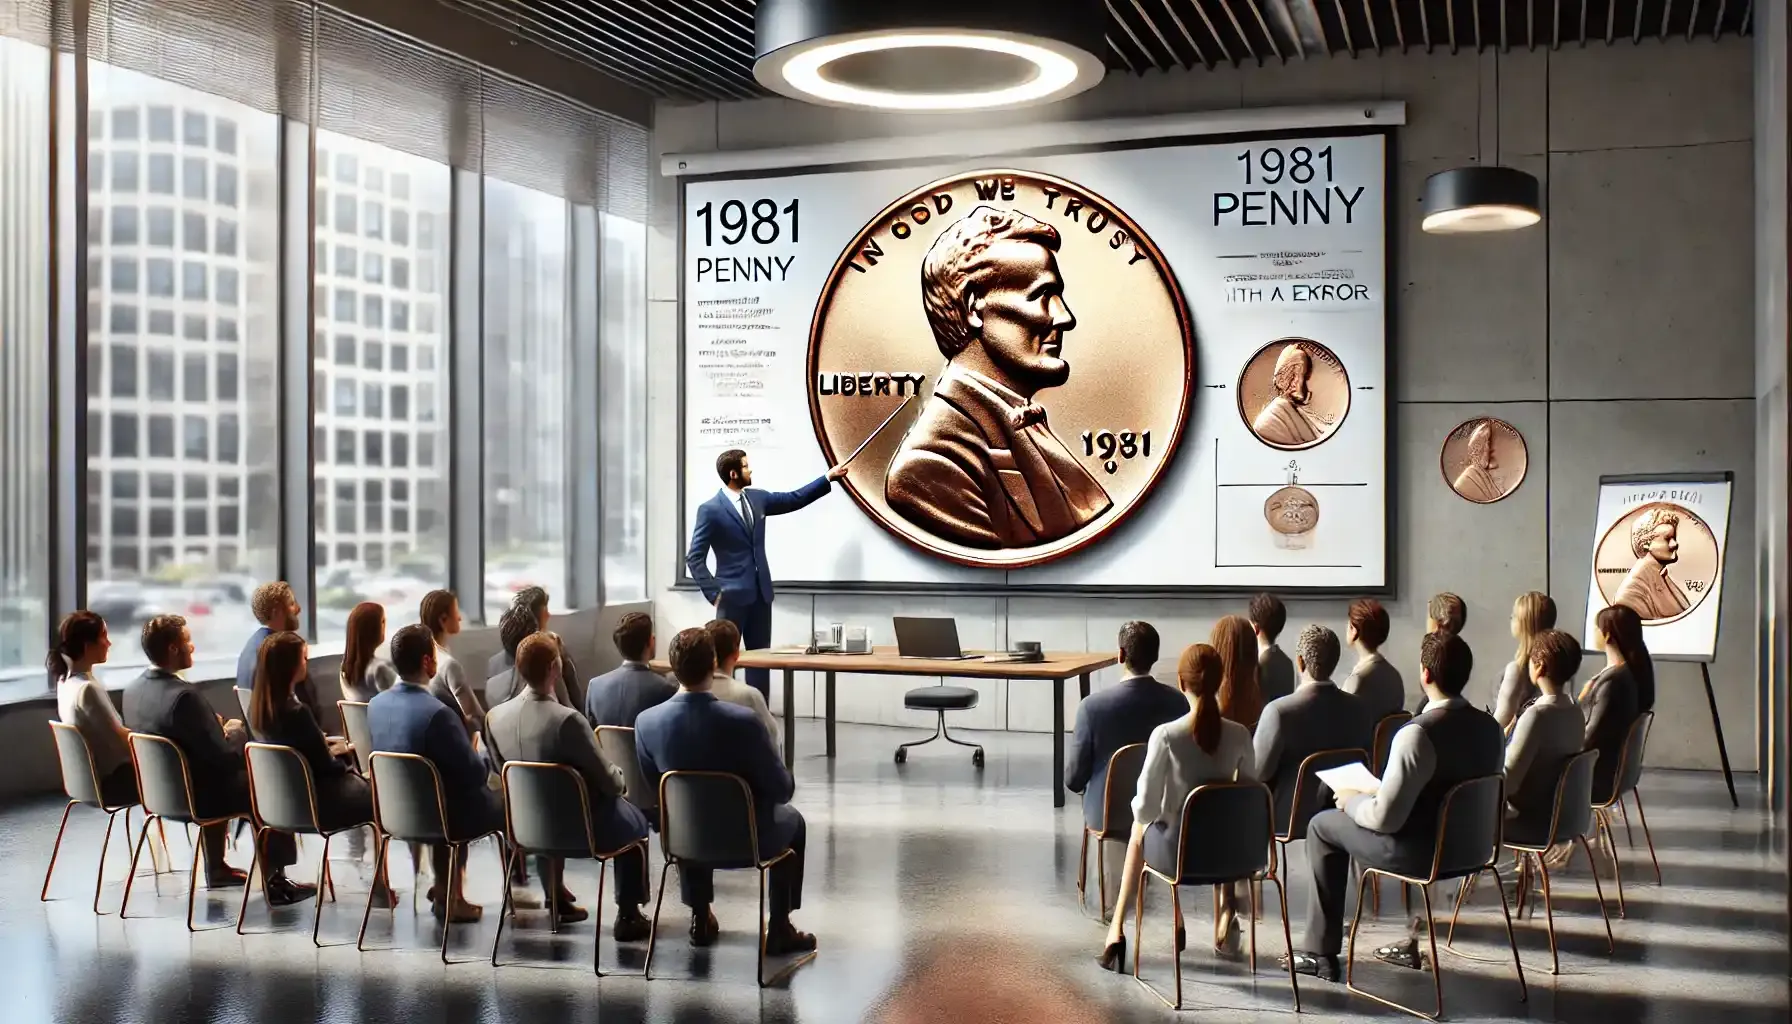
806 169 1196 568
1593 501 1721 625
1236 338 1350 451
1440 417 1528 504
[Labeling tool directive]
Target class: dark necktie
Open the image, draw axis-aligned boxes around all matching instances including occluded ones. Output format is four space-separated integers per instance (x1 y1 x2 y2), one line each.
739 494 753 532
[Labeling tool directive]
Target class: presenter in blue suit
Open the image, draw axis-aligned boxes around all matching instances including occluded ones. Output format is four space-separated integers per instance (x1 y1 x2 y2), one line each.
686 449 847 700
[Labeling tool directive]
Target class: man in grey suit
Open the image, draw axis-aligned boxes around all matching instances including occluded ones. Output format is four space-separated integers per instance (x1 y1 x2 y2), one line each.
485 634 652 940
586 612 677 729
1064 621 1188 834
1253 624 1376 832
1341 598 1407 721
1251 593 1297 705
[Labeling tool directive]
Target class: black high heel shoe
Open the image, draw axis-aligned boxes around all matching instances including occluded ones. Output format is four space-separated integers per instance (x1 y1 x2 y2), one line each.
1176 923 1187 953
1096 936 1127 973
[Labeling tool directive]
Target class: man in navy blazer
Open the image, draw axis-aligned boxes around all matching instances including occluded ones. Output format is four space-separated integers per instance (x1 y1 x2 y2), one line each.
1064 621 1188 832
685 449 845 700
634 627 817 956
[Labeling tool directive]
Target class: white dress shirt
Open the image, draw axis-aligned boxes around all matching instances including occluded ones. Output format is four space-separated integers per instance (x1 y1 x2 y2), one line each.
1344 696 1463 833
1131 715 1256 826
710 670 780 748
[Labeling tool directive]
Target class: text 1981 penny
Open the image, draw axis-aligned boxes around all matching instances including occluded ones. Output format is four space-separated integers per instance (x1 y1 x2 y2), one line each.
1236 338 1351 451
1593 502 1721 625
1440 417 1528 504
806 169 1196 569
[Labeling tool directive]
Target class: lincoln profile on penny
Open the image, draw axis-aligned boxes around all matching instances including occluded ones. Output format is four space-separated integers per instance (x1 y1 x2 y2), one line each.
1252 343 1325 448
1452 421 1504 502
884 205 1112 549
1614 506 1693 620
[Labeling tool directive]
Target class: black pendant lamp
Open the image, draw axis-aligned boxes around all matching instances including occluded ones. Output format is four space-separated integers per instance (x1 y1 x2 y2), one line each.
754 0 1107 112
1421 166 1542 235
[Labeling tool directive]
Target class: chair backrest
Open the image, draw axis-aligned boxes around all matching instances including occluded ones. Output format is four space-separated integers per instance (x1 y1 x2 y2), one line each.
502 762 598 857
49 721 111 808
1372 711 1413 775
659 771 758 867
128 732 200 822
596 726 656 812
1098 743 1148 837
234 687 254 718
1538 748 1601 846
1428 774 1505 881
1283 747 1369 842
368 751 449 843
244 742 322 834
337 700 374 776
1613 710 1655 799
1170 781 1274 884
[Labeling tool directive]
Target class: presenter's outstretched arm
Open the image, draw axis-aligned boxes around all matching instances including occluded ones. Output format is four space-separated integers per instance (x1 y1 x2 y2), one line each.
761 464 848 516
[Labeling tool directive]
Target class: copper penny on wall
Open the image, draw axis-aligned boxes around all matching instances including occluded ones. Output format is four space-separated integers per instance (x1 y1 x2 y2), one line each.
1439 416 1528 504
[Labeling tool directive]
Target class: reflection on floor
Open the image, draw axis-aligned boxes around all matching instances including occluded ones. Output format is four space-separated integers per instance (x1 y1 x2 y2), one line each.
3 721 1787 1023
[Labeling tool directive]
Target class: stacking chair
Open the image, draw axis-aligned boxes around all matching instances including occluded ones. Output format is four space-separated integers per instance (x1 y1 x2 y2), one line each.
1368 712 1413 915
43 721 147 914
491 761 652 975
645 771 816 988
120 732 252 931
1463 749 1612 975
358 751 504 963
597 726 657 822
1077 743 1146 920
894 685 984 766
1131 780 1298 1012
1591 712 1659 916
1345 775 1526 1021
1268 747 1369 891
238 742 375 945
336 701 374 777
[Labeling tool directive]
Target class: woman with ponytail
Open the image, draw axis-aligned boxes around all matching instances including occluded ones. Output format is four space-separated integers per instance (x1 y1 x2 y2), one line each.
1582 605 1653 802
51 611 136 804
1494 591 1558 731
1097 643 1256 972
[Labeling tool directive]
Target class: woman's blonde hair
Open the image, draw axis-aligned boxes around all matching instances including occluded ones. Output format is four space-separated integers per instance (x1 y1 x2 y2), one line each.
1512 591 1557 665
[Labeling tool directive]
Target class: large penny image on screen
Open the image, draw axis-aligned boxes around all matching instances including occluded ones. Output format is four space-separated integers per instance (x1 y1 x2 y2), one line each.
1236 338 1351 451
1593 501 1721 625
806 170 1196 569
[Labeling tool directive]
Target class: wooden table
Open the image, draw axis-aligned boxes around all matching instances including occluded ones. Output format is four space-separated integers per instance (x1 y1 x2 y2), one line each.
658 647 1116 808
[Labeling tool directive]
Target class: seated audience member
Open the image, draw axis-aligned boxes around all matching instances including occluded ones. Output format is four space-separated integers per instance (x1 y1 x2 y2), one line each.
1582 605 1653 802
485 634 654 938
248 630 391 903
419 589 483 736
123 615 312 903
702 619 780 748
1410 591 1468 716
1342 598 1406 721
1503 629 1587 837
339 602 395 703
1250 593 1297 705
368 623 503 922
51 611 136 806
237 581 311 710
1065 621 1187 834
585 611 676 729
490 587 584 709
634 628 816 955
1211 615 1264 732
1285 631 1501 980
1494 591 1557 732
486 607 564 712
1252 624 1375 832
1097 644 1255 971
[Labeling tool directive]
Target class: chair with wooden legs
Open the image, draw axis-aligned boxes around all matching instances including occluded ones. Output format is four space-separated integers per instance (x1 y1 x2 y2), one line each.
1131 781 1299 1012
357 751 504 963
120 732 253 931
1345 774 1526 1021
1455 748 1612 975
1368 712 1414 916
1591 712 1660 917
644 771 816 988
43 721 155 914
491 762 652 975
237 743 374 944
1076 743 1146 920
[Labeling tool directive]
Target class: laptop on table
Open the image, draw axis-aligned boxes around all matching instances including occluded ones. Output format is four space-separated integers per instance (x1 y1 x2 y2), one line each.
892 617 980 661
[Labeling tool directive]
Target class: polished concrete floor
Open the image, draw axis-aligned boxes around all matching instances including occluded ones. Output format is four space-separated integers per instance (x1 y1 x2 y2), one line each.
3 720 1787 1023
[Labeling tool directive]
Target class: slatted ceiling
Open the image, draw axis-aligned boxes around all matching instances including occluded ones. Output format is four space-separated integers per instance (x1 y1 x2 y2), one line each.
425 0 1750 99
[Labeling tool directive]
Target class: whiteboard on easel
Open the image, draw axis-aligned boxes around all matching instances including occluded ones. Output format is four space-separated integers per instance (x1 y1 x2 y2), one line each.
1581 472 1733 662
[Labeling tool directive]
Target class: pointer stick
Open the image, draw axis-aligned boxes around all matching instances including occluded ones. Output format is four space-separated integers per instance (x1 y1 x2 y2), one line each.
836 395 914 473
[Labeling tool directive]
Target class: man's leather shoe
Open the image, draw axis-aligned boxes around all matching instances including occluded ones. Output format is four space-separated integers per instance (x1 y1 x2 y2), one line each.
432 898 483 924
689 908 720 947
1281 951 1341 982
265 875 319 907
1373 937 1426 971
553 902 589 925
205 866 249 889
613 907 651 943
763 920 818 957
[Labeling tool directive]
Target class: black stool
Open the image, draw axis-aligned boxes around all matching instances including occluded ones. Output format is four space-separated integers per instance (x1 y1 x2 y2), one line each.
895 686 984 767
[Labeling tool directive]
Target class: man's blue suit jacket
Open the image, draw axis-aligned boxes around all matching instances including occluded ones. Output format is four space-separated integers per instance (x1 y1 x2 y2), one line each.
635 691 795 846
685 477 830 605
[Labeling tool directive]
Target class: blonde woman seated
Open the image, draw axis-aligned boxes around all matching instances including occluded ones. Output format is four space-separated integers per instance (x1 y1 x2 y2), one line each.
1097 644 1257 971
